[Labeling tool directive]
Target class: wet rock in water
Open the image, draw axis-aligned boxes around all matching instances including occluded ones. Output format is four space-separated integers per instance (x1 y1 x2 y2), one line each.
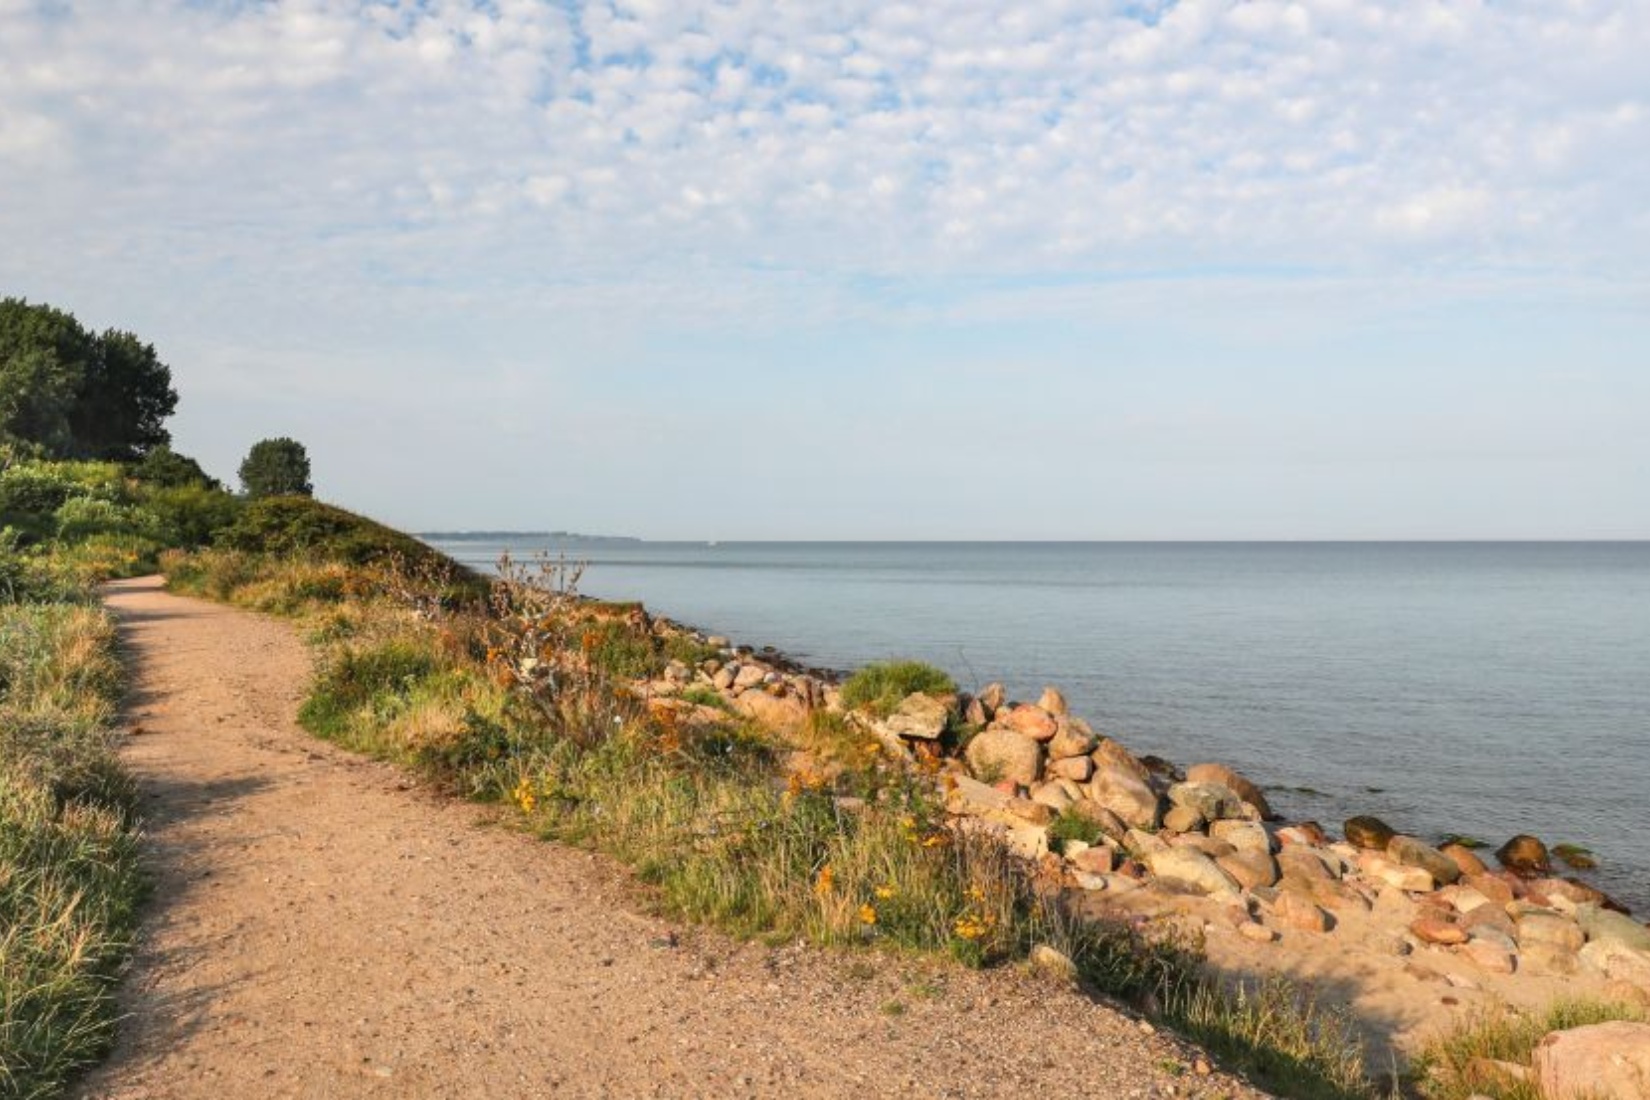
964 730 1044 789
1410 916 1469 945
1517 911 1586 953
880 693 951 740
1440 842 1489 877
1047 722 1097 760
1578 905 1650 954
1496 834 1552 877
1000 704 1058 742
1344 815 1397 851
1145 847 1242 898
1162 804 1205 834
1218 850 1280 891
1185 763 1274 819
1276 822 1329 848
1036 686 1069 717
1387 835 1463 887
1167 781 1249 823
1089 765 1161 829
1532 1021 1650 1100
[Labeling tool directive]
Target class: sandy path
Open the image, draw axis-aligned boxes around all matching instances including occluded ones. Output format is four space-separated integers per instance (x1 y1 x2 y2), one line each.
79 577 1264 1099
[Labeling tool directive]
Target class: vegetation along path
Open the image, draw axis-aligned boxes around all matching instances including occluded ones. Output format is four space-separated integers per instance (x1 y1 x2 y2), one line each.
79 577 1263 1100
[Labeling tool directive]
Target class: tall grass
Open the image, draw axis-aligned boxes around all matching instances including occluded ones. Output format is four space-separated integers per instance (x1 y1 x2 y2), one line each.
1410 998 1648 1100
0 605 143 1099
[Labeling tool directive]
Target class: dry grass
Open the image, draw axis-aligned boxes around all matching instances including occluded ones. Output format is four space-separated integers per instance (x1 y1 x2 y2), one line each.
1410 997 1648 1100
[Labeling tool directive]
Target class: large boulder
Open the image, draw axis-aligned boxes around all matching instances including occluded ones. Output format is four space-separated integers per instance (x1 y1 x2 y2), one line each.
1387 835 1462 887
999 705 1058 742
880 692 951 740
1344 815 1396 851
1168 781 1249 823
1185 763 1273 819
1089 765 1161 829
1211 819 1273 856
1047 722 1098 760
731 688 809 733
1145 847 1242 898
1091 738 1153 783
1579 905 1650 954
1065 799 1129 842
964 729 1043 787
1036 686 1069 717
1532 1021 1650 1100
1496 834 1552 877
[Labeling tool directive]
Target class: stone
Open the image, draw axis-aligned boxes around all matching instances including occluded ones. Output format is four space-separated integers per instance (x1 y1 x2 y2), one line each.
1440 843 1489 877
664 659 692 683
1579 905 1650 954
731 688 809 732
1362 854 1435 893
1464 872 1516 905
1581 942 1650 990
1517 911 1585 953
1185 763 1274 819
1046 754 1093 783
1411 916 1469 945
1006 799 1055 826
1035 686 1069 717
1461 904 1518 940
1029 943 1079 984
1277 845 1337 883
880 693 950 739
1145 848 1242 898
965 729 1043 788
1276 822 1328 848
1460 936 1517 974
1387 835 1462 887
1437 884 1493 914
711 666 736 691
1532 1021 1650 1100
1162 804 1205 834
1066 800 1129 841
976 682 1006 718
1210 820 1273 855
1088 765 1161 829
961 694 988 727
1124 828 1169 858
1238 920 1277 944
1606 980 1650 1009
1274 891 1332 933
1496 834 1551 877
706 635 730 649
1030 782 1076 813
1071 846 1117 874
1168 781 1248 823
1522 943 1582 976
1091 738 1153 783
1219 850 1280 891
732 664 768 691
1344 815 1396 851
1047 723 1097 760
1170 834 1235 859
1000 705 1058 742
946 774 1015 817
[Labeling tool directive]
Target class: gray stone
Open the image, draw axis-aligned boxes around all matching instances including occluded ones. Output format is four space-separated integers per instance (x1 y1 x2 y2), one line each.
964 729 1043 787
1579 905 1650 954
880 692 951 740
1387 835 1462 887
1089 765 1161 828
1145 847 1242 898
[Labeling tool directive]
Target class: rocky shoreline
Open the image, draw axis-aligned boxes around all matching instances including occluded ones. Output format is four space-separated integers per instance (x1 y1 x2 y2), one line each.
612 603 1650 1067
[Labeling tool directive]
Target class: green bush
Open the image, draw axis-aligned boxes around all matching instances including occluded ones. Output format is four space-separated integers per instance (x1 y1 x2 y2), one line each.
582 619 662 680
298 638 441 738
840 660 956 717
137 484 242 548
1048 807 1106 853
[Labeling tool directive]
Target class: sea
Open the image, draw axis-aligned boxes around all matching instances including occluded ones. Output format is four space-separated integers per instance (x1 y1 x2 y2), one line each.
424 539 1650 914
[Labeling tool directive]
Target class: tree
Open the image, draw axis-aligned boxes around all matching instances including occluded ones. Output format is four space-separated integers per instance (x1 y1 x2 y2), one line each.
68 329 178 459
238 437 312 498
132 445 219 490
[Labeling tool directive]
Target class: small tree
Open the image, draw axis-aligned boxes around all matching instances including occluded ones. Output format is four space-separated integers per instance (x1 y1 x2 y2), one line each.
238 437 312 498
133 445 219 489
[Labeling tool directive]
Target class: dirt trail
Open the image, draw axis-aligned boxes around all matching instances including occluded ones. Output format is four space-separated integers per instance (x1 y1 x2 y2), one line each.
80 577 1264 1099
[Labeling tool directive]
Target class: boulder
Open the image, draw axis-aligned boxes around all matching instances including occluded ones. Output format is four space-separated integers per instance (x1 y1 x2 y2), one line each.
1532 1021 1650 1100
976 682 1006 718
731 688 809 732
1089 765 1161 829
1162 804 1205 834
1579 906 1650 954
1581 942 1650 990
1387 835 1462 887
999 704 1058 742
1145 848 1242 898
1071 845 1117 875
1066 800 1129 842
1047 754 1093 783
1440 843 1489 877
1185 763 1273 819
1276 822 1328 848
1218 850 1280 891
1167 781 1252 823
1210 819 1273 855
1464 872 1516 905
1125 828 1170 858
1170 834 1236 859
1277 845 1337 883
963 695 988 727
964 729 1043 787
1029 782 1076 813
1036 686 1069 717
732 664 768 691
1047 723 1098 760
1517 911 1585 953
1344 815 1396 851
1410 916 1469 946
1274 891 1331 933
1496 834 1551 877
880 693 951 740
711 666 736 691
947 775 1015 817
1091 738 1153 784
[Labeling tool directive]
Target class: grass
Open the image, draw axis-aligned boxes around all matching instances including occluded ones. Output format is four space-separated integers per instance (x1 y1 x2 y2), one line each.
839 660 956 718
1409 998 1647 1100
0 604 144 1099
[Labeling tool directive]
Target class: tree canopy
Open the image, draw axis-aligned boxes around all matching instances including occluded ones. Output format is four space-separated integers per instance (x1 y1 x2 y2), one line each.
238 437 313 499
0 297 178 460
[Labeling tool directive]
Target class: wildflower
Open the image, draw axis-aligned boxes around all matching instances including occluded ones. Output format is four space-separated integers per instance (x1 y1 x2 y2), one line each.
874 884 896 900
512 777 537 814
953 915 987 940
858 904 878 926
814 864 835 896
966 884 986 902
921 833 949 848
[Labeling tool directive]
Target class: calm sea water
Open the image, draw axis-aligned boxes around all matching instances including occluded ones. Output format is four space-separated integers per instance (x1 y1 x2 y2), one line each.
427 539 1650 913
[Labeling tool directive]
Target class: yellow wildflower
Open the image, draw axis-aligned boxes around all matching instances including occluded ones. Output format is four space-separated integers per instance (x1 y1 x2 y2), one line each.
814 864 835 896
874 884 896 900
858 904 878 926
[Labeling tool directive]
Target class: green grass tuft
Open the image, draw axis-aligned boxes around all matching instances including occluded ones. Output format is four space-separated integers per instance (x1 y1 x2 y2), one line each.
839 660 956 717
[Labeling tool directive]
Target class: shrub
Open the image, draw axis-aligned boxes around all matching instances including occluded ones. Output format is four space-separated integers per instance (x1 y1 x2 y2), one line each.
298 637 440 739
137 483 242 548
1048 807 1106 853
840 660 956 717
238 437 311 498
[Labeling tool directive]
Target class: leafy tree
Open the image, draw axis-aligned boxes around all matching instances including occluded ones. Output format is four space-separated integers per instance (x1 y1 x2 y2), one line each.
132 445 218 490
68 329 177 459
238 437 312 498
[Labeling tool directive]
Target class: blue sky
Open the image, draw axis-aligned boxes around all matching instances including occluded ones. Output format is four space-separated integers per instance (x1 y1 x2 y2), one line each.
2 0 1646 538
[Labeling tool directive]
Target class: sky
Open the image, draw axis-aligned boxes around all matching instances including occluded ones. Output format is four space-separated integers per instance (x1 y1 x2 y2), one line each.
1 0 1646 539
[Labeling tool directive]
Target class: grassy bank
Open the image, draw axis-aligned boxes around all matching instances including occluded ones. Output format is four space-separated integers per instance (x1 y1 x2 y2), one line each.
164 519 1379 1100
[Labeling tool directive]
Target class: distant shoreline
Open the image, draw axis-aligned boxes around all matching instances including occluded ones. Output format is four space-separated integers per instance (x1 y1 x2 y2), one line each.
417 531 641 543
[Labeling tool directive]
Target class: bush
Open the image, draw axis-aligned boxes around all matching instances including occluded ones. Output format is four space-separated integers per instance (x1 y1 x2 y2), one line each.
238 437 311 498
298 637 440 739
840 660 956 717
137 484 242 548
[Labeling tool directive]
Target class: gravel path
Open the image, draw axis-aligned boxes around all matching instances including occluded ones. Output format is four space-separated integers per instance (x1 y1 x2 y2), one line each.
80 577 1268 1099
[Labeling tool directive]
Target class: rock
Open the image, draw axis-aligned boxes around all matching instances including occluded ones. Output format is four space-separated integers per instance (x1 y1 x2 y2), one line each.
1440 843 1489 877
1517 911 1585 953
1170 834 1235 860
999 705 1058 742
1276 822 1329 847
1606 980 1650 1009
1089 765 1161 829
880 693 951 740
1029 943 1078 984
1091 738 1153 784
1532 1021 1650 1100
1344 815 1396 851
731 689 809 732
1460 936 1517 974
1523 942 1582 976
1035 686 1069 717
732 664 768 691
711 666 736 691
1124 828 1169 858
1210 820 1273 855
1006 799 1055 826
946 774 1015 817
1387 835 1462 887
1579 905 1650 954
1219 850 1280 890
664 659 692 683
1185 763 1273 819
1047 723 1097 760
705 635 730 649
1531 877 1620 912
1046 755 1093 783
976 682 1006 718
1168 781 1251 823
1277 845 1337 883
1436 884 1493 914
1238 920 1277 944
1162 804 1205 834
1581 942 1650 990
1461 904 1518 940
1361 854 1435 892
1274 891 1332 933
962 695 988 727
1496 834 1552 877
1029 782 1076 813
1145 848 1242 898
1464 872 1516 906
1071 846 1117 874
964 729 1043 788
1066 800 1129 842
1411 916 1469 945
